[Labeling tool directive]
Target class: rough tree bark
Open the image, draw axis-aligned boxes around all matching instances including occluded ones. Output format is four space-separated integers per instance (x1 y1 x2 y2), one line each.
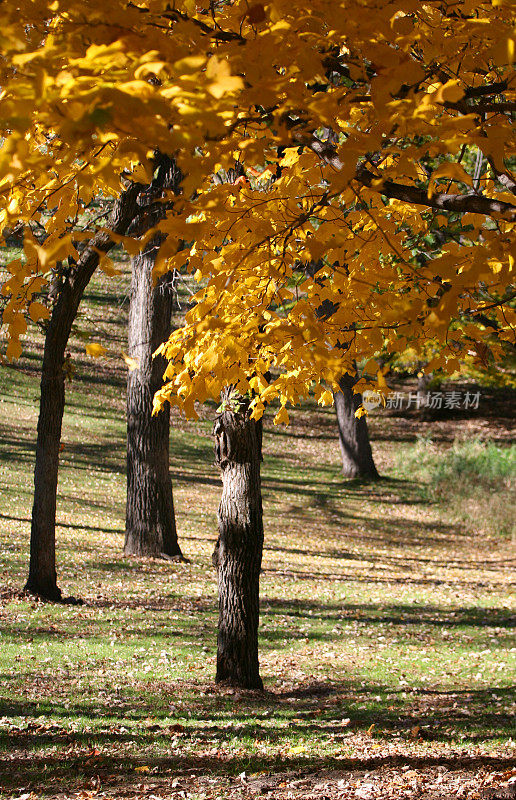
124 240 182 558
334 373 380 480
25 183 141 600
212 389 264 690
124 153 183 558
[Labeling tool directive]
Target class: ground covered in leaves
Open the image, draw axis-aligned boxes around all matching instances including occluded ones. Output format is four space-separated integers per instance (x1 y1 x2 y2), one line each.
0 270 514 800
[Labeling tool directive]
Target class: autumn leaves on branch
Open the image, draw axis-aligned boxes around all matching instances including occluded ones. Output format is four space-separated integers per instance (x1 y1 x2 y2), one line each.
0 0 514 423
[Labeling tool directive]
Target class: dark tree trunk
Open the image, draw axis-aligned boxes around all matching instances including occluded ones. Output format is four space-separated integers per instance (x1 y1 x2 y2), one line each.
124 153 183 558
26 332 66 600
124 240 182 558
212 390 264 690
334 373 380 480
25 184 142 600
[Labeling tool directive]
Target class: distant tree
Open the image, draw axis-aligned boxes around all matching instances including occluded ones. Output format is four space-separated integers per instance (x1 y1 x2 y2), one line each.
334 374 379 480
309 262 379 481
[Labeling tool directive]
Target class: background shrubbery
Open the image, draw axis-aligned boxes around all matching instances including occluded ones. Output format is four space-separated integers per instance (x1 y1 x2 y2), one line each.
401 438 515 540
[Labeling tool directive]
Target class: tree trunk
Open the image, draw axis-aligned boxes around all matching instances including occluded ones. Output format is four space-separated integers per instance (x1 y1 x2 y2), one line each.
25 183 142 600
26 331 66 600
334 373 379 480
124 240 182 558
417 369 433 420
212 390 264 690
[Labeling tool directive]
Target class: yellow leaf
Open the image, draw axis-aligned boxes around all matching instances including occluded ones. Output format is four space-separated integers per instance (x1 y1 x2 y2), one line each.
29 301 50 322
433 80 465 104
273 405 289 425
206 56 243 99
9 314 27 337
99 255 121 276
85 343 107 358
279 147 301 168
6 338 22 361
183 0 196 14
134 60 167 80
376 370 389 396
106 233 142 256
249 374 268 393
122 351 139 371
29 235 74 269
206 55 226 81
288 745 307 754
134 766 150 774
207 75 244 99
250 400 265 420
174 55 206 73
428 161 472 197
317 389 333 406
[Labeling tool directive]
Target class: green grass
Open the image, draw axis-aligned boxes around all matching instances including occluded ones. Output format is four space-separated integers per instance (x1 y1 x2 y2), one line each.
0 267 515 799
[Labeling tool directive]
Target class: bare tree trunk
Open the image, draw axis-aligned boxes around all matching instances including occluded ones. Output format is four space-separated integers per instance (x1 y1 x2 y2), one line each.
212 390 264 690
334 373 379 480
417 369 433 420
26 327 66 600
25 184 141 600
124 239 182 558
124 153 183 558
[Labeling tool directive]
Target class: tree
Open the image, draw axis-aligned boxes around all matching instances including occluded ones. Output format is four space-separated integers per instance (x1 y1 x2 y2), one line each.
25 184 142 600
212 389 264 689
125 244 183 558
153 3 515 423
307 259 379 479
23 153 185 599
125 154 184 559
1 0 514 670
209 164 265 688
334 374 379 480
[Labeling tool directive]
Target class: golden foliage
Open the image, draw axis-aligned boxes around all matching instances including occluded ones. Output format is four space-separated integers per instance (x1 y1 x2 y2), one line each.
0 0 514 409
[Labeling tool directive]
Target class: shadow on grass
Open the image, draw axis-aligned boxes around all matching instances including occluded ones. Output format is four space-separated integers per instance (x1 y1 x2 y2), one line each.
263 535 501 568
1 751 514 796
0 513 123 536
1 598 512 649
261 598 516 629
0 681 514 794
261 566 501 590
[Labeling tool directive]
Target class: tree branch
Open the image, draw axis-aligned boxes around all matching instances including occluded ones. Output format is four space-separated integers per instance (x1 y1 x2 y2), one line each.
355 166 516 220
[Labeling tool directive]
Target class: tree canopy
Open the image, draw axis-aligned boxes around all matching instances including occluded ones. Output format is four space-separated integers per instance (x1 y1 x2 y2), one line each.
1 0 515 421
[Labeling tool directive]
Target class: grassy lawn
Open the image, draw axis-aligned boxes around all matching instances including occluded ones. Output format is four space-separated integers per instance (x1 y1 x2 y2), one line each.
0 268 514 800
